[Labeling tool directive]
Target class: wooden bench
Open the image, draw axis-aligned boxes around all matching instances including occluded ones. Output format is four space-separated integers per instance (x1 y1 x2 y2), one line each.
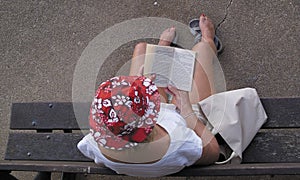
0 98 299 179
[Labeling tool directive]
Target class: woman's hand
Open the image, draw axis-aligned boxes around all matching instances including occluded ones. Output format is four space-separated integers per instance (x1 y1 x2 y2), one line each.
166 85 220 165
164 85 193 116
148 73 156 82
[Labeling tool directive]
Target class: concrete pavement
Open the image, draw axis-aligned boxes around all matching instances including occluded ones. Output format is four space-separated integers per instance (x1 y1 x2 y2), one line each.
1 0 299 179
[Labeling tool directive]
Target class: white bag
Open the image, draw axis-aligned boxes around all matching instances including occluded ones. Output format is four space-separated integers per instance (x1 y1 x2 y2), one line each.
198 88 268 164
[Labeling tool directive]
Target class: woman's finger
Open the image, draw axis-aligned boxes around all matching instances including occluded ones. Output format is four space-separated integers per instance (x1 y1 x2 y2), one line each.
149 73 156 81
167 85 180 97
164 87 174 96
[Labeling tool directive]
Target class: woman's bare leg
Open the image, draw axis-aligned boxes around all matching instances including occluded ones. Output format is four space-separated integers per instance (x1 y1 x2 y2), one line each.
129 27 176 102
189 14 218 104
129 42 147 76
129 27 176 76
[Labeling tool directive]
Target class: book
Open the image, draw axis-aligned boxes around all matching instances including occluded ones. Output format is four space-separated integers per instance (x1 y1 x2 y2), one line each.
143 44 196 91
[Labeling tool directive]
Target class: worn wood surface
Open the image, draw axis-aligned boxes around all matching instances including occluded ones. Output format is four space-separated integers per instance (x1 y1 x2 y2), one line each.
0 161 114 175
9 98 300 130
261 98 300 128
5 129 300 163
4 97 300 176
5 133 90 161
243 129 300 163
10 102 90 130
0 161 299 176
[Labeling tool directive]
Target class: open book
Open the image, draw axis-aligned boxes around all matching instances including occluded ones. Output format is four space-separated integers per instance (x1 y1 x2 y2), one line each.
143 44 196 91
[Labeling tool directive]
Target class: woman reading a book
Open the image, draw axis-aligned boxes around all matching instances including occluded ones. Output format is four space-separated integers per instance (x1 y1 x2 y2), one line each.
78 14 220 177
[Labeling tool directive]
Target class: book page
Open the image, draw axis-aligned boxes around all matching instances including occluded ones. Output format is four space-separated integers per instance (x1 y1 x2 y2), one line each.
144 44 173 87
170 48 196 91
144 44 155 77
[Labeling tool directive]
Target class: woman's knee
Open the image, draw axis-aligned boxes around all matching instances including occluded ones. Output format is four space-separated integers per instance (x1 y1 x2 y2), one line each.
134 42 147 51
192 42 214 55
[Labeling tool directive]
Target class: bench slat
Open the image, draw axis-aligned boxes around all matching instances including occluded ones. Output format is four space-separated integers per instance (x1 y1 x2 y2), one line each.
5 133 91 161
0 161 115 175
10 102 90 130
261 98 300 128
9 98 300 130
243 129 300 163
0 161 299 176
5 129 300 163
174 163 300 176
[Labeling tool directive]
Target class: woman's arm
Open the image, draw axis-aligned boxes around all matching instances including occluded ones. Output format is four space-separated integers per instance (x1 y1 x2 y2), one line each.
165 85 220 165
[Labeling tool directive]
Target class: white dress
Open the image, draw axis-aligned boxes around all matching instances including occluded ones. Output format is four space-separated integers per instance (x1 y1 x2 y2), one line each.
77 103 203 177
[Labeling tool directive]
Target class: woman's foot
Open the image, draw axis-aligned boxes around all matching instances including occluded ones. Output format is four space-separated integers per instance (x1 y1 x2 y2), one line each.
158 27 176 46
199 14 217 53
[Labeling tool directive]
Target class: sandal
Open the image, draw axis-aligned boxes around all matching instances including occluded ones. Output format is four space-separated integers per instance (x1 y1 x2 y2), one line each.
189 18 223 55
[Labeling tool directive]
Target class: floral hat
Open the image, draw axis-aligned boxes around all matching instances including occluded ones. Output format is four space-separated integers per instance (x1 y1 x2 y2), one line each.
89 76 160 150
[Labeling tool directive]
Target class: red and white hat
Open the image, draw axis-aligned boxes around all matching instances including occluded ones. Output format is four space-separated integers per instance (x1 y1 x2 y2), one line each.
89 76 160 150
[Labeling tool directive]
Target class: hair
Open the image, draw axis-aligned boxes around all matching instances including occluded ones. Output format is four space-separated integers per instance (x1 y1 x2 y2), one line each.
123 125 158 153
141 125 157 143
100 126 163 164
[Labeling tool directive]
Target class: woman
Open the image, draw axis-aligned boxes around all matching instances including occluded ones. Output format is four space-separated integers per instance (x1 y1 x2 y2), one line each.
78 14 220 177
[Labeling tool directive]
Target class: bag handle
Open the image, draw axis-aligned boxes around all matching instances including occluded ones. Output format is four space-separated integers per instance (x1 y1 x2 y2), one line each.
215 151 238 165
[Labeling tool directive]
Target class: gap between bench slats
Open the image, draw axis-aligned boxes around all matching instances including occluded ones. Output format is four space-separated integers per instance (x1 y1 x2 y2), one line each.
9 98 300 130
5 129 300 163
